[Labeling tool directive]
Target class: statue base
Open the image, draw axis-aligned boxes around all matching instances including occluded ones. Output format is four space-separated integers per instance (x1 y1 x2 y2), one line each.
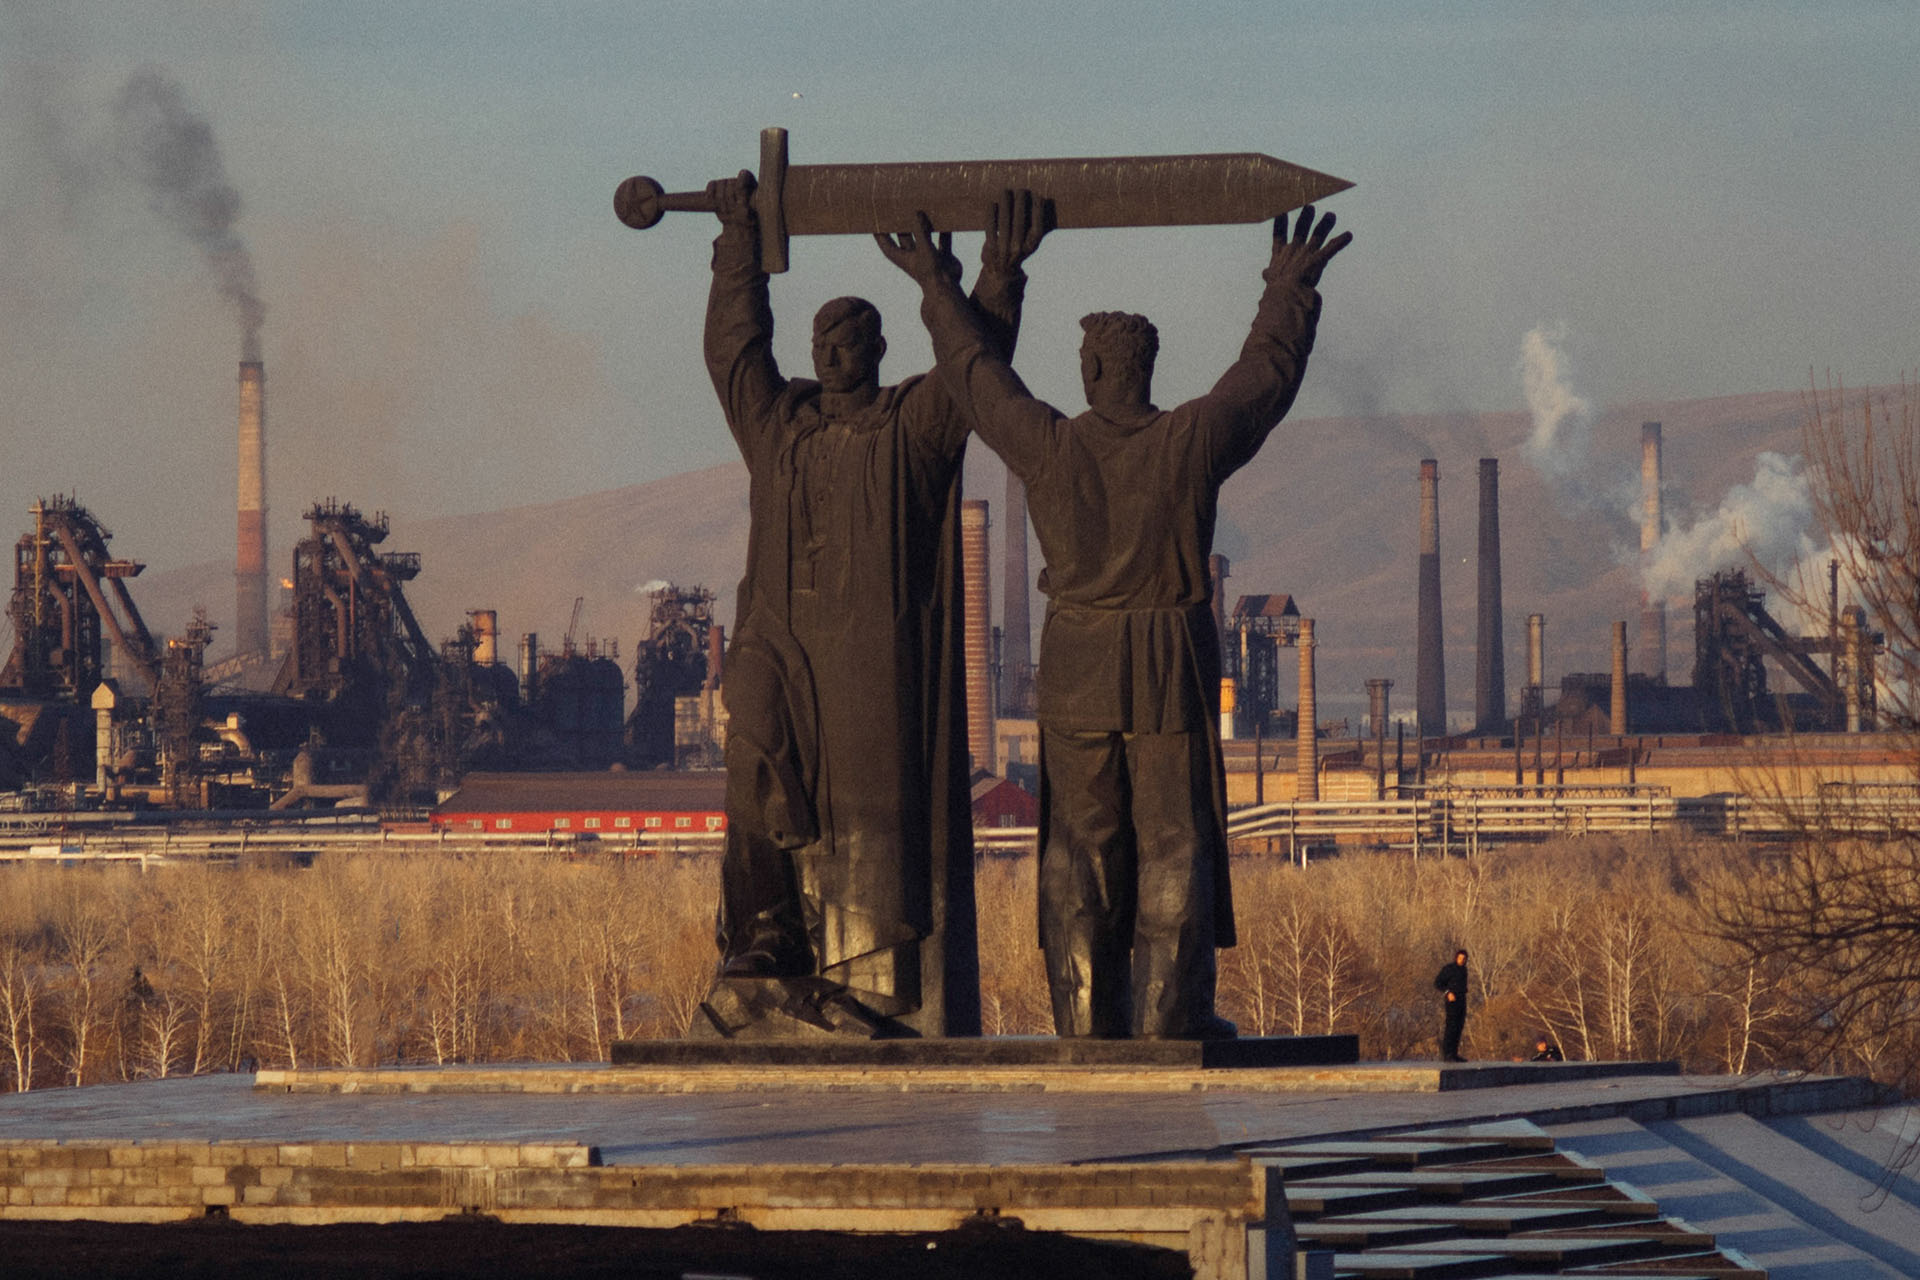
690 976 918 1040
614 1033 1359 1067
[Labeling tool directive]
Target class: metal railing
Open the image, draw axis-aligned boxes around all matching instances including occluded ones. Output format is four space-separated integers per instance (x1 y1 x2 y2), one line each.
3 787 1916 867
1228 786 1920 860
0 824 727 866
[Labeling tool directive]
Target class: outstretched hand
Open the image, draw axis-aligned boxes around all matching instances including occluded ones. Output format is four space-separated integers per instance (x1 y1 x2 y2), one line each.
1268 205 1351 288
981 188 1052 275
707 169 756 228
875 212 961 288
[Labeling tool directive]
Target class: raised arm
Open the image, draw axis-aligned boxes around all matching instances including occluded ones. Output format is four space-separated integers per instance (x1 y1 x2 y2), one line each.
1192 206 1352 480
702 171 786 456
967 189 1051 362
877 210 1064 482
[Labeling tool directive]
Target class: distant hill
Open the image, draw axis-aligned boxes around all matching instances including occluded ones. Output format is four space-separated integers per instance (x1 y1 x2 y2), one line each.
132 388 1816 725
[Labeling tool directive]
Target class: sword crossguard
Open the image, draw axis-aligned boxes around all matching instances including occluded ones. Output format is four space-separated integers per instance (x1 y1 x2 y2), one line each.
615 128 794 272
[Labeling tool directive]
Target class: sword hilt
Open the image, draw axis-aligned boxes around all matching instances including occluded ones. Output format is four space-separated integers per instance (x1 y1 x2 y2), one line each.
614 128 793 273
612 176 711 229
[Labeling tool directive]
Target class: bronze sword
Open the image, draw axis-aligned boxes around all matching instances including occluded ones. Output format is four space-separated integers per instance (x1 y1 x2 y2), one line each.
616 127 1352 273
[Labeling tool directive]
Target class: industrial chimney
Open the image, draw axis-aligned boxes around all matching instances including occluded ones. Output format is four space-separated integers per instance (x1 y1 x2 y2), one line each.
1638 422 1666 681
1610 620 1630 736
1518 612 1547 732
961 499 995 774
706 623 726 693
235 360 268 661
1296 617 1318 802
1001 473 1034 716
1367 677 1393 801
1416 460 1447 738
1474 458 1505 735
1209 554 1230 656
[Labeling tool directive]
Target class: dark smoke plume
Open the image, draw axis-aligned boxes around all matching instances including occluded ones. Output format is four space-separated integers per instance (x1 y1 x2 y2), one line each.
111 67 264 359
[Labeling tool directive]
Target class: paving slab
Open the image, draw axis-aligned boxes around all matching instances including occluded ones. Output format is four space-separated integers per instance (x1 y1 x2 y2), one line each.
0 1068 1881 1167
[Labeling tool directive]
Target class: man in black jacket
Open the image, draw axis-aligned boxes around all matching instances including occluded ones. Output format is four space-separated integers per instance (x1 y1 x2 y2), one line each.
1434 949 1469 1062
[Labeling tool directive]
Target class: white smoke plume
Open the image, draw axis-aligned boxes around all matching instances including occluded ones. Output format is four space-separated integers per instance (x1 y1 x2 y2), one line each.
111 67 263 359
1641 451 1823 607
1517 325 1594 482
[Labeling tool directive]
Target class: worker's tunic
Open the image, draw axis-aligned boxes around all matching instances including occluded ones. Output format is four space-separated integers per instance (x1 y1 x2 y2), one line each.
704 220 1022 1034
922 259 1324 1035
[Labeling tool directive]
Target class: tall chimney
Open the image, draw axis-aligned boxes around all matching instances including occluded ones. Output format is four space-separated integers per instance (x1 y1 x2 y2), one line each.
1367 676 1392 800
1474 458 1505 734
1001 473 1034 716
1366 677 1393 740
519 633 538 701
961 499 995 774
1610 620 1629 736
1296 617 1318 802
235 360 268 660
1416 460 1448 738
1527 613 1546 690
706 622 726 693
1638 422 1666 681
1209 554 1230 656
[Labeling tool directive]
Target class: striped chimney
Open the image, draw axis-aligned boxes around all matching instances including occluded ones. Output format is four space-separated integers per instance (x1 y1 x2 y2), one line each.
1610 620 1630 736
1638 422 1666 679
1296 617 1318 802
1001 473 1033 716
235 360 268 660
961 499 995 774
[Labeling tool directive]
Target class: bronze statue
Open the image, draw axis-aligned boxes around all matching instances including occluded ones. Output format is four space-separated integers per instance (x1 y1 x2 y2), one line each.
881 205 1350 1038
695 171 1047 1038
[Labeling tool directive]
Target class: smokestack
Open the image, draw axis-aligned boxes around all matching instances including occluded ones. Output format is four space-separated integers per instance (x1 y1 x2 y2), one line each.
1367 677 1392 801
235 360 268 660
1416 460 1448 738
961 499 995 774
1296 618 1318 802
1638 422 1666 681
1610 620 1629 736
1366 678 1392 740
1209 554 1230 656
469 609 498 665
706 622 725 693
1475 458 1505 734
1527 613 1546 690
519 633 538 701
1001 474 1033 716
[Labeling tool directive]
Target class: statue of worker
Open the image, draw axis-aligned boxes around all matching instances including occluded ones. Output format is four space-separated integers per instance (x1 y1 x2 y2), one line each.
698 172 1048 1037
880 204 1349 1038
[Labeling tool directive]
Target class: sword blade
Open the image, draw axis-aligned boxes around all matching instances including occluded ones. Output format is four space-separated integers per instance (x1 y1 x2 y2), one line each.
781 152 1351 236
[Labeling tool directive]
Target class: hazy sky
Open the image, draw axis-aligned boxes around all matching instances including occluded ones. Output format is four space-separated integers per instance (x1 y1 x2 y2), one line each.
2 0 1915 575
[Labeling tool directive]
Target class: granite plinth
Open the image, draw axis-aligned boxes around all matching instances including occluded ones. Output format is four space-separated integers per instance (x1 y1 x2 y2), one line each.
609 1034 1359 1069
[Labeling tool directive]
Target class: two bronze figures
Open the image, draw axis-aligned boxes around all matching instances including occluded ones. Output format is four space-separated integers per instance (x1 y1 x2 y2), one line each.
620 132 1350 1040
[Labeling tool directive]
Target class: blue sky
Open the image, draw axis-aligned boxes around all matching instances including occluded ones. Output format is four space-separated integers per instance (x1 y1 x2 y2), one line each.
2 0 1915 572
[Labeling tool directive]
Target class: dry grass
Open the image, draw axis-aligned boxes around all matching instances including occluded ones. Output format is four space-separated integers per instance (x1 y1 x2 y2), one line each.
0 834 1904 1092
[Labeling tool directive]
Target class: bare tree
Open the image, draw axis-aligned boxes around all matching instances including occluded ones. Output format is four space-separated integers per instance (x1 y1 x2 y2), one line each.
974 856 1051 1036
0 931 45 1092
1703 379 1920 1091
49 886 121 1086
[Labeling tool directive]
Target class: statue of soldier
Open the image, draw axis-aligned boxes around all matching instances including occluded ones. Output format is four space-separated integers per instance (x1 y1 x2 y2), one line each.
699 172 1047 1037
881 205 1349 1038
